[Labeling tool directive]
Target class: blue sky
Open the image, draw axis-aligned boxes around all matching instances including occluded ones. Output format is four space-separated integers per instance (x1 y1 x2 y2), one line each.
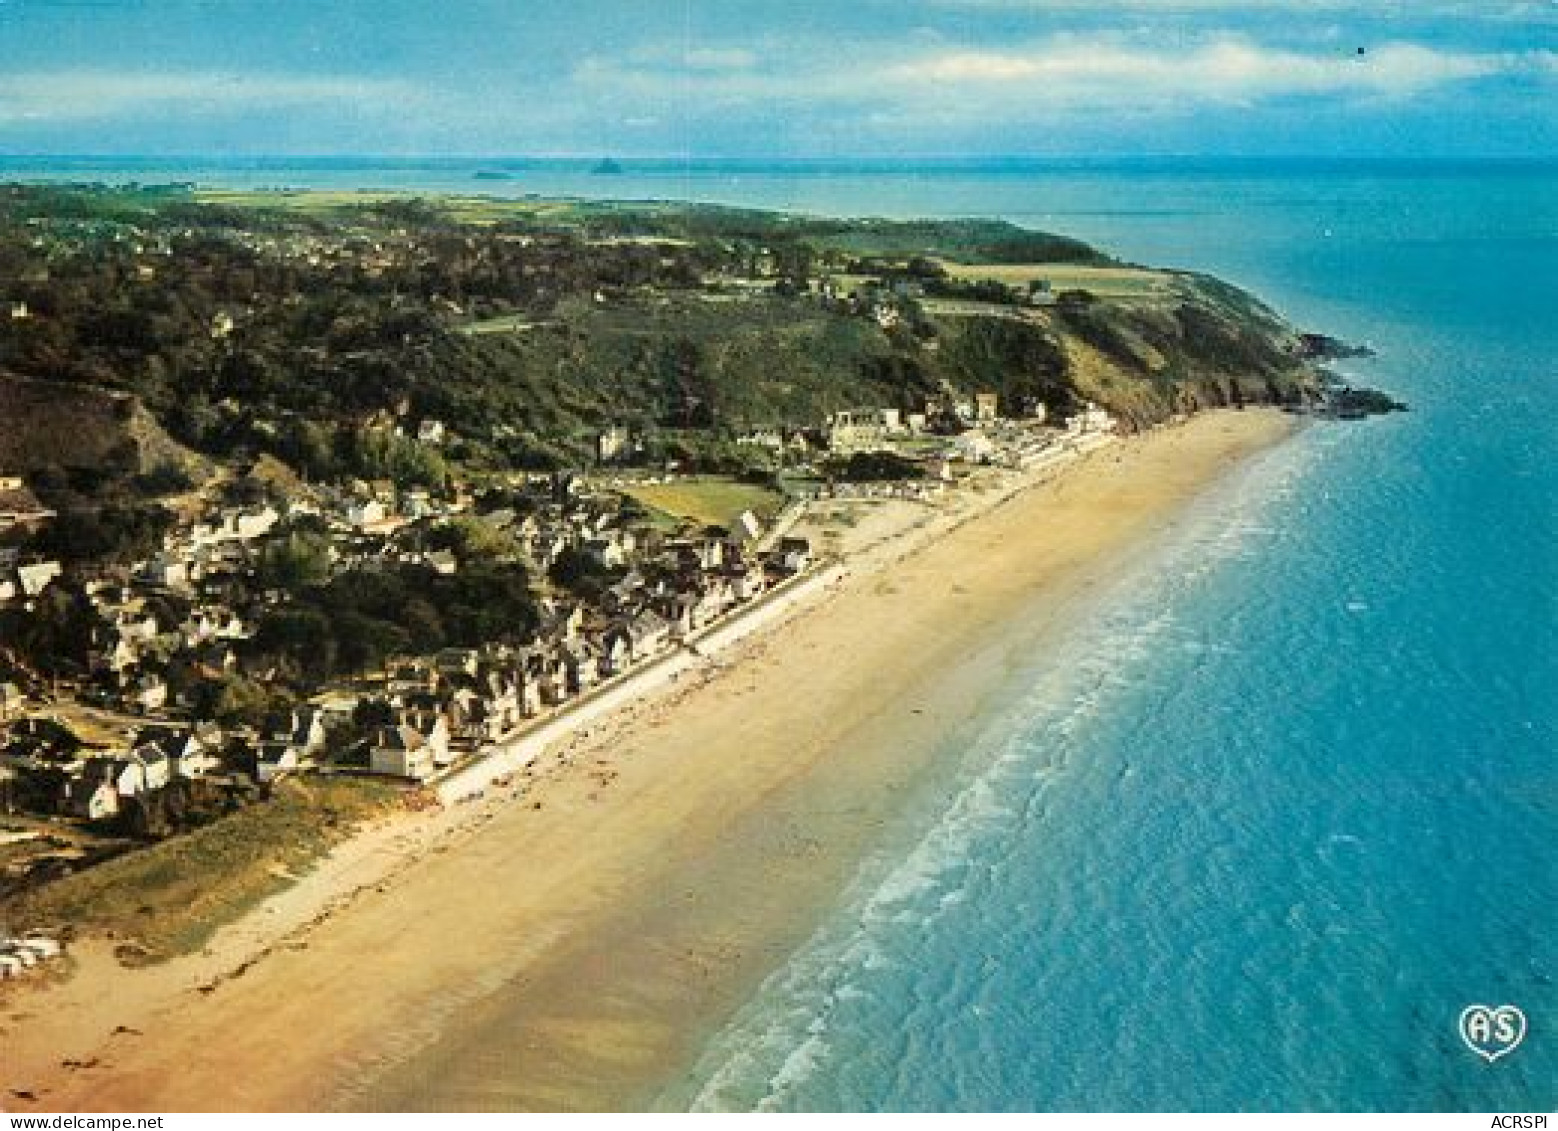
0 0 1553 157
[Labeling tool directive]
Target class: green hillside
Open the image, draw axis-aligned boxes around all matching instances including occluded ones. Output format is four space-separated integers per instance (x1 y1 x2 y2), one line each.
0 183 1322 487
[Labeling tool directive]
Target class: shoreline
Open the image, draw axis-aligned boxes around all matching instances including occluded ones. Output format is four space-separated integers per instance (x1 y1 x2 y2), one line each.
1 409 1297 1112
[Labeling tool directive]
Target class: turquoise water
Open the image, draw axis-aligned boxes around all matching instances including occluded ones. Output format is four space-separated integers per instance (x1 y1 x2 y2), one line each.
9 157 1553 1110
664 161 1557 1112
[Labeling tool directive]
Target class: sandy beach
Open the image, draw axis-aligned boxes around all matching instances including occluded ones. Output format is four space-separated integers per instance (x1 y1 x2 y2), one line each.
1 409 1294 1112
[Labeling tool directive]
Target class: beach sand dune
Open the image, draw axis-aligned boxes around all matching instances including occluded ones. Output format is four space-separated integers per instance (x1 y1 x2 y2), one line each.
2 410 1292 1112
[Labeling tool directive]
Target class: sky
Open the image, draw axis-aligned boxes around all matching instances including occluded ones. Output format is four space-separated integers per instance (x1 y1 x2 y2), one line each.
0 0 1553 158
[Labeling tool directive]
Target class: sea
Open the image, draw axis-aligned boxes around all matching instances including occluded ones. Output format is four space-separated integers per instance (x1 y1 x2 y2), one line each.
6 155 1552 1111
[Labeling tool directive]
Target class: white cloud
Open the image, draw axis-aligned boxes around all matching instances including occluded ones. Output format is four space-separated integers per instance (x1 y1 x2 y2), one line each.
921 0 1554 16
0 70 419 124
574 34 1553 115
890 39 1522 102
683 48 759 72
625 44 759 72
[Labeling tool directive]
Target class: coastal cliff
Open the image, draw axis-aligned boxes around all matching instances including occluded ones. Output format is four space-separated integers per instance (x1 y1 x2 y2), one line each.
0 185 1329 482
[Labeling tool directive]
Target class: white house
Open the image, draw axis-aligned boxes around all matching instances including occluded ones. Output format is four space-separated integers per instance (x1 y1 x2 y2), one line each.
61 773 119 821
953 433 996 463
728 509 764 551
1068 401 1117 435
16 561 61 597
142 555 190 589
220 505 280 541
625 610 672 660
370 725 436 780
130 674 169 713
164 732 223 778
347 499 389 528
280 708 329 755
256 743 302 784
0 683 25 721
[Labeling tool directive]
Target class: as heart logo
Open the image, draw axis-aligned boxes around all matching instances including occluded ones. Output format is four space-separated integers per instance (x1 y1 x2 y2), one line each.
1459 1004 1527 1062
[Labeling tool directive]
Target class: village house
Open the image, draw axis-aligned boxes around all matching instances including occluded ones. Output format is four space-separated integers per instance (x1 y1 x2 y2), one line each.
663 586 720 639
953 432 997 463
129 673 169 713
827 409 901 454
90 629 139 675
514 668 544 717
624 609 673 662
387 661 440 697
547 639 591 693
592 634 628 681
728 509 764 553
249 711 321 784
447 678 518 745
476 671 521 732
60 769 119 821
0 477 55 536
537 599 586 642
140 553 191 590
140 726 224 779
1068 401 1117 435
370 725 435 780
727 561 768 603
596 425 632 464
281 708 329 757
528 650 571 708
15 561 61 599
407 711 454 766
346 498 390 529
80 744 173 803
773 536 812 574
735 429 786 453
254 742 301 784
0 683 25 721
433 649 479 682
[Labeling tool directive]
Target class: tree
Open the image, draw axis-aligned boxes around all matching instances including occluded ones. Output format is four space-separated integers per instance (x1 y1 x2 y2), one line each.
0 584 100 674
256 530 333 592
253 607 337 680
201 674 290 728
333 612 411 674
548 547 613 598
426 516 521 565
37 503 174 564
830 450 925 482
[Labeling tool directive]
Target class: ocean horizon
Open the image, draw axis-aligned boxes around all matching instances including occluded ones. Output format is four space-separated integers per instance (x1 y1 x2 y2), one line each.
9 156 1551 1111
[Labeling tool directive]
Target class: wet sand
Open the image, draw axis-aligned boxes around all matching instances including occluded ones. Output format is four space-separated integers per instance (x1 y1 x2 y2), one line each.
3 410 1294 1112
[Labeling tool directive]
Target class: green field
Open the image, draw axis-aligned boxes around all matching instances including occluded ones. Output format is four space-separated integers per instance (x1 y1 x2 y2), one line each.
620 477 783 530
194 189 578 226
940 261 1172 300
